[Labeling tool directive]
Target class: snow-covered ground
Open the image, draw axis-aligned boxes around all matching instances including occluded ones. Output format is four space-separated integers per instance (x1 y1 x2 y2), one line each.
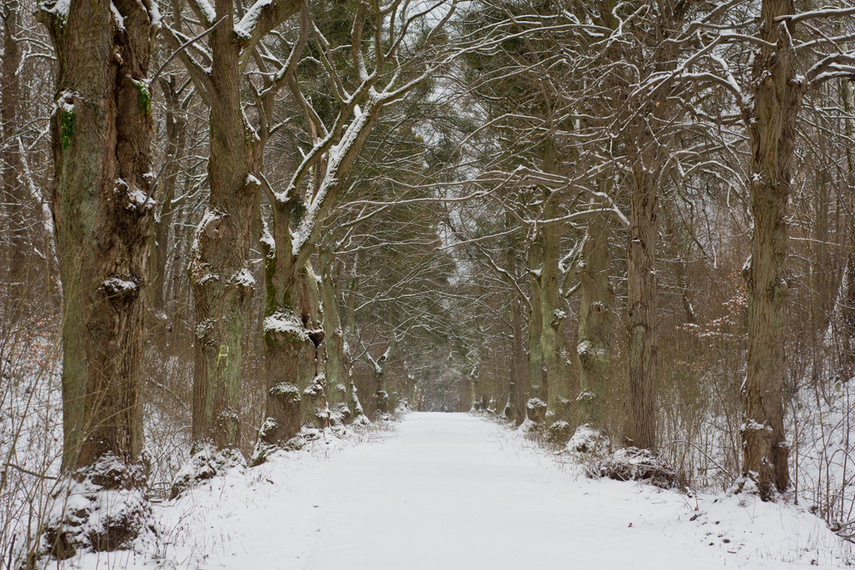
64 413 854 569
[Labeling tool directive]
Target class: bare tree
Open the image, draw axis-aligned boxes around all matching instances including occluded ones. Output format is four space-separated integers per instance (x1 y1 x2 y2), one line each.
254 0 459 452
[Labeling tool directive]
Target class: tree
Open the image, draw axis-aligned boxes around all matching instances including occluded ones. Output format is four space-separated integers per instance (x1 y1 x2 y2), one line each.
38 0 158 554
254 0 459 451
1 0 24 293
162 0 301 454
576 208 613 431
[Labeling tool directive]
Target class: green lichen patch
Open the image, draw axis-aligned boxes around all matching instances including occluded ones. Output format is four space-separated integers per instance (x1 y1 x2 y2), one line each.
134 80 151 116
60 105 75 149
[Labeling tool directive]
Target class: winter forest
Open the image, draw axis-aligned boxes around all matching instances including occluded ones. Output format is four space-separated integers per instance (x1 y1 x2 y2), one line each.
5 0 855 567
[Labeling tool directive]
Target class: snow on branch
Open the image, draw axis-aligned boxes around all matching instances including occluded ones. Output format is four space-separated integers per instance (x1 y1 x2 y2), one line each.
474 167 630 229
806 52 855 85
186 0 216 28
774 6 855 25
236 0 302 67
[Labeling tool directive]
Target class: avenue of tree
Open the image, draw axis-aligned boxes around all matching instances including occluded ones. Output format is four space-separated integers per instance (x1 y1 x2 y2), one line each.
3 0 855 559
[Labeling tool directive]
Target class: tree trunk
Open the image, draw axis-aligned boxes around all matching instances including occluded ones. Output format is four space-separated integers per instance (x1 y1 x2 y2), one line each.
1 0 30 297
0 0 23 280
507 230 527 425
526 235 546 422
148 77 188 314
190 9 260 450
833 79 855 379
509 291 527 425
255 201 322 455
624 165 659 450
542 190 572 442
296 265 327 429
40 0 156 551
740 0 802 498
577 211 612 430
320 247 352 424
370 336 397 415
341 258 365 419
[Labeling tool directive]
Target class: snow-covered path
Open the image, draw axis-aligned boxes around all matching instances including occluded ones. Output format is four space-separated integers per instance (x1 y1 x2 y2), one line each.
92 412 853 569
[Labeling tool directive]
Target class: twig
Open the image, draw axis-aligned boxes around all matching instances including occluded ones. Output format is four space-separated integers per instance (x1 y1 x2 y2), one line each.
4 463 57 480
150 17 227 88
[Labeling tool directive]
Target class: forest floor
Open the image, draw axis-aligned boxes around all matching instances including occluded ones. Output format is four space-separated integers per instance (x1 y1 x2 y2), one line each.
69 412 854 569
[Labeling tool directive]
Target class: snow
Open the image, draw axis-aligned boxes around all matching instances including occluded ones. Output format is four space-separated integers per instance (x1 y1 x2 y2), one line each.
110 1 124 30
42 0 70 19
101 277 138 295
230 267 255 288
743 418 774 433
526 397 546 409
193 0 217 26
60 413 855 569
263 310 308 340
235 0 273 40
148 0 162 30
115 178 155 212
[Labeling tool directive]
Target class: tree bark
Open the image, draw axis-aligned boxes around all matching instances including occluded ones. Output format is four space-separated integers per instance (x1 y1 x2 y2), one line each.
526 235 546 421
189 8 261 450
740 0 802 498
39 0 156 552
577 211 612 430
624 164 659 450
255 201 322 452
369 336 397 415
341 258 365 418
320 247 352 423
507 228 527 425
296 265 327 428
42 0 155 475
542 190 572 442
509 289 527 425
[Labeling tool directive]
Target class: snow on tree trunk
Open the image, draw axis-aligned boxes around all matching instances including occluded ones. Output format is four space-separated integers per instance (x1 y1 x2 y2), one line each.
740 0 802 499
39 0 156 553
